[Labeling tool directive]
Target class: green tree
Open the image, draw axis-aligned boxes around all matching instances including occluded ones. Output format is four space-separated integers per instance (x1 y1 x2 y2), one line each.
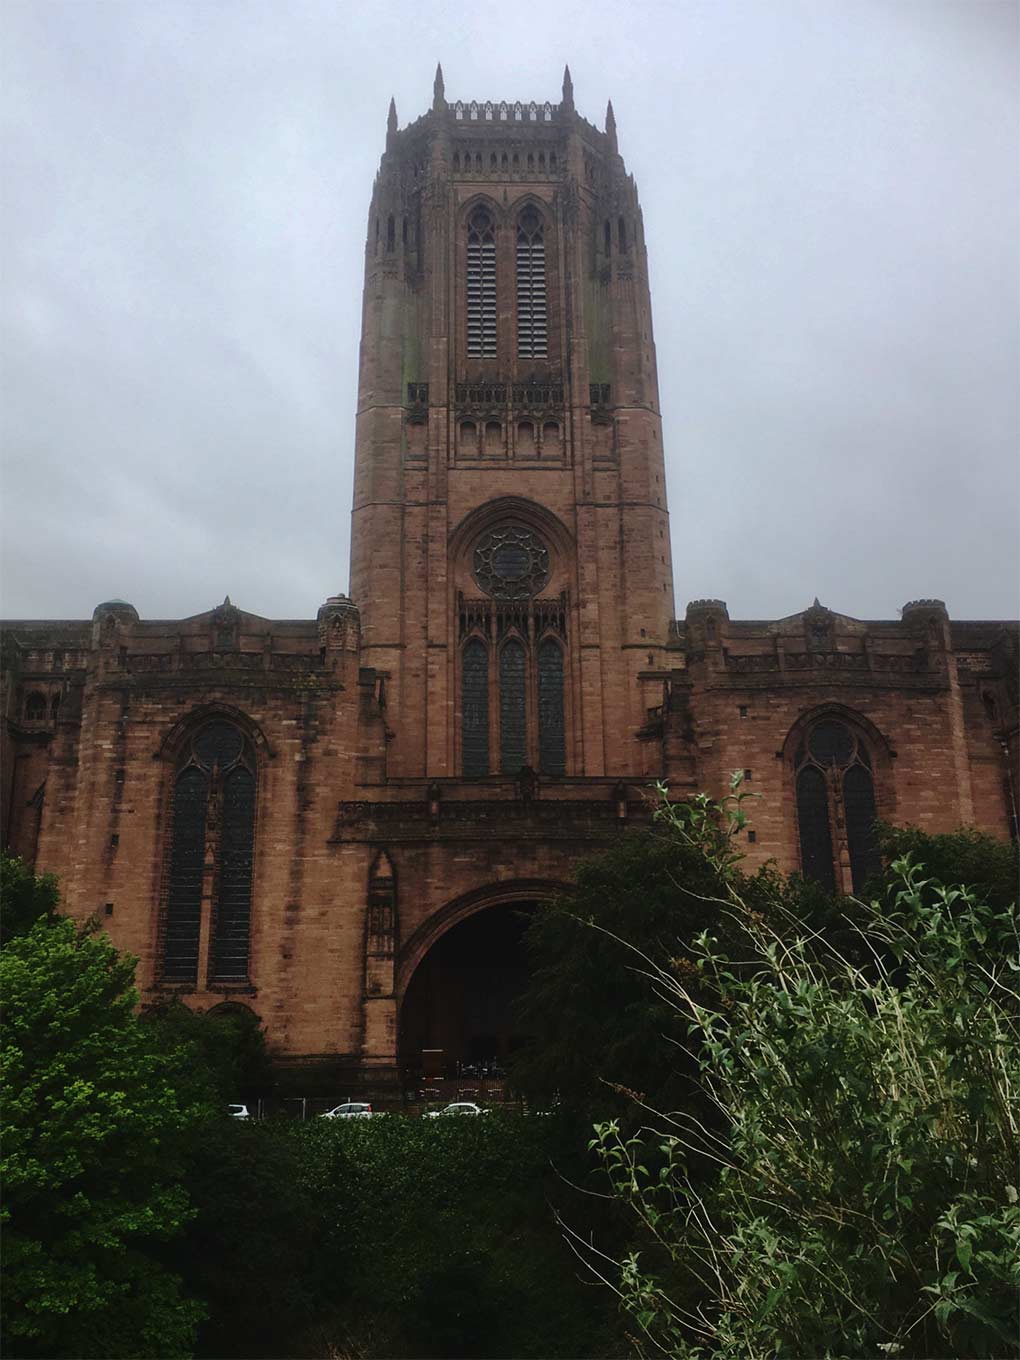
296 1112 625 1358
0 852 59 945
1 917 205 1358
872 823 1019 913
511 805 835 1122
584 791 1020 1359
142 996 272 1108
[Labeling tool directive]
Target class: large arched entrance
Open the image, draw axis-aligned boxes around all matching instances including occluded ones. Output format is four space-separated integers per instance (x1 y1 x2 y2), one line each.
398 884 562 1086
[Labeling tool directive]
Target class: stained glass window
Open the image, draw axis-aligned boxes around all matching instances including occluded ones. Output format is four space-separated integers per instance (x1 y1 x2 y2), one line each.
163 766 208 982
538 639 565 775
473 525 549 600
843 763 879 890
795 717 879 893
500 640 527 774
796 766 835 893
211 766 256 981
163 720 256 984
462 639 489 778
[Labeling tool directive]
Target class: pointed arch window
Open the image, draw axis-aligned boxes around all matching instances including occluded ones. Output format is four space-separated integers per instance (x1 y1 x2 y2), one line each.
500 640 527 773
467 208 496 357
538 639 565 775
516 207 547 358
794 717 879 894
462 639 489 778
162 719 257 984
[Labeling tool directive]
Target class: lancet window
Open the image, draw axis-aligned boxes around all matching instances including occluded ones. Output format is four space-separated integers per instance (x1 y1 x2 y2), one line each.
461 630 566 778
466 208 497 358
162 718 257 984
516 207 547 358
794 717 879 893
460 523 566 778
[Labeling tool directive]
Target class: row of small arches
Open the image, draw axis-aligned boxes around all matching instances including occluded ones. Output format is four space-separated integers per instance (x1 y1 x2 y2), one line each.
453 100 555 123
453 149 557 174
23 691 60 721
459 419 562 459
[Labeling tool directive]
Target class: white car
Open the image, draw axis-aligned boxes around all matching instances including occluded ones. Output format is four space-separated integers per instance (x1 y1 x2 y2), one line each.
320 1101 374 1119
426 1101 488 1118
227 1103 250 1119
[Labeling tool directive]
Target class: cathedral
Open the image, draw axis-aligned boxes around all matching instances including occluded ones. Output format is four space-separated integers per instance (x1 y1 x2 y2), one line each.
2 68 1016 1091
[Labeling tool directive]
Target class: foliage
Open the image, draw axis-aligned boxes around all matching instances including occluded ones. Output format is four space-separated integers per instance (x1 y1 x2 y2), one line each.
584 787 1020 1359
0 851 59 945
511 793 836 1122
0 917 205 1358
169 1118 328 1360
872 823 1019 913
142 995 272 1107
293 1112 625 1359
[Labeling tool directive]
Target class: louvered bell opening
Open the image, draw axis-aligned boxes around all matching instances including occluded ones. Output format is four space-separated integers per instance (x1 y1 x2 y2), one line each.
480 239 496 356
467 239 484 357
516 232 547 359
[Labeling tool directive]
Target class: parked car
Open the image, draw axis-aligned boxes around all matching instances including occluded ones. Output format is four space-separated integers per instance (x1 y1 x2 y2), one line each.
320 1101 374 1119
227 1103 250 1119
426 1101 487 1118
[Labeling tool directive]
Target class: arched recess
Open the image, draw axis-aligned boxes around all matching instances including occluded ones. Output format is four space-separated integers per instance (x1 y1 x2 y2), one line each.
783 704 893 894
396 878 569 1000
448 495 574 571
396 879 570 1077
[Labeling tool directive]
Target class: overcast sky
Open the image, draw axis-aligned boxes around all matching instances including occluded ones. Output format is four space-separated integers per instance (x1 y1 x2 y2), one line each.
2 0 1017 623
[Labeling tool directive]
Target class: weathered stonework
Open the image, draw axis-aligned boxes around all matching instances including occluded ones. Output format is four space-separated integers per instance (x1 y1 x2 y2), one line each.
2 71 1016 1089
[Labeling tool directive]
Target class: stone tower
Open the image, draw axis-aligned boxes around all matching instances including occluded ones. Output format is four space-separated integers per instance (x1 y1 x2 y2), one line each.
350 67 675 782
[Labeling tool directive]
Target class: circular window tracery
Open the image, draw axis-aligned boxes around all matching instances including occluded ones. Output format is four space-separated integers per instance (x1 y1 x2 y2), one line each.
473 525 549 599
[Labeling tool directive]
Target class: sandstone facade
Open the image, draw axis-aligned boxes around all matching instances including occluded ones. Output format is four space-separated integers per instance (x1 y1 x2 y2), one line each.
3 69 1016 1089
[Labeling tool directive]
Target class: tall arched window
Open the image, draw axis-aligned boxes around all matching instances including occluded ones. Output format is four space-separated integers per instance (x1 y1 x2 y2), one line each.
516 207 547 358
467 208 497 357
162 719 257 984
537 639 565 775
500 640 527 773
462 639 490 778
795 717 879 894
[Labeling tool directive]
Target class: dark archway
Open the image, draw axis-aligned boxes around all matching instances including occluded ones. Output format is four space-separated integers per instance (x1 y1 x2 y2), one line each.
398 902 537 1081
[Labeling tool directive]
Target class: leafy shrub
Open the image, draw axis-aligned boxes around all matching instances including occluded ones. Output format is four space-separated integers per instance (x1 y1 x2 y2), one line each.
1 917 204 1358
586 789 1020 1359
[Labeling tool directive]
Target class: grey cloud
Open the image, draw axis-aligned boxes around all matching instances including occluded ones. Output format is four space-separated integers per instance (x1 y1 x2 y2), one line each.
2 0 1016 621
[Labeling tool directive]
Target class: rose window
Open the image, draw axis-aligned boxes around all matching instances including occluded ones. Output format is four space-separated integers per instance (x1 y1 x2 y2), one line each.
473 525 549 600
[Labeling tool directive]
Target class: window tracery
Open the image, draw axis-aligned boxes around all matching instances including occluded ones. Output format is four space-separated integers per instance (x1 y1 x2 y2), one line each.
473 524 549 600
162 718 256 984
794 717 879 894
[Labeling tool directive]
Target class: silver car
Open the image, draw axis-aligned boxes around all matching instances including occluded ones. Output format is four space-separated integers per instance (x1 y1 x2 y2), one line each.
320 1101 374 1119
